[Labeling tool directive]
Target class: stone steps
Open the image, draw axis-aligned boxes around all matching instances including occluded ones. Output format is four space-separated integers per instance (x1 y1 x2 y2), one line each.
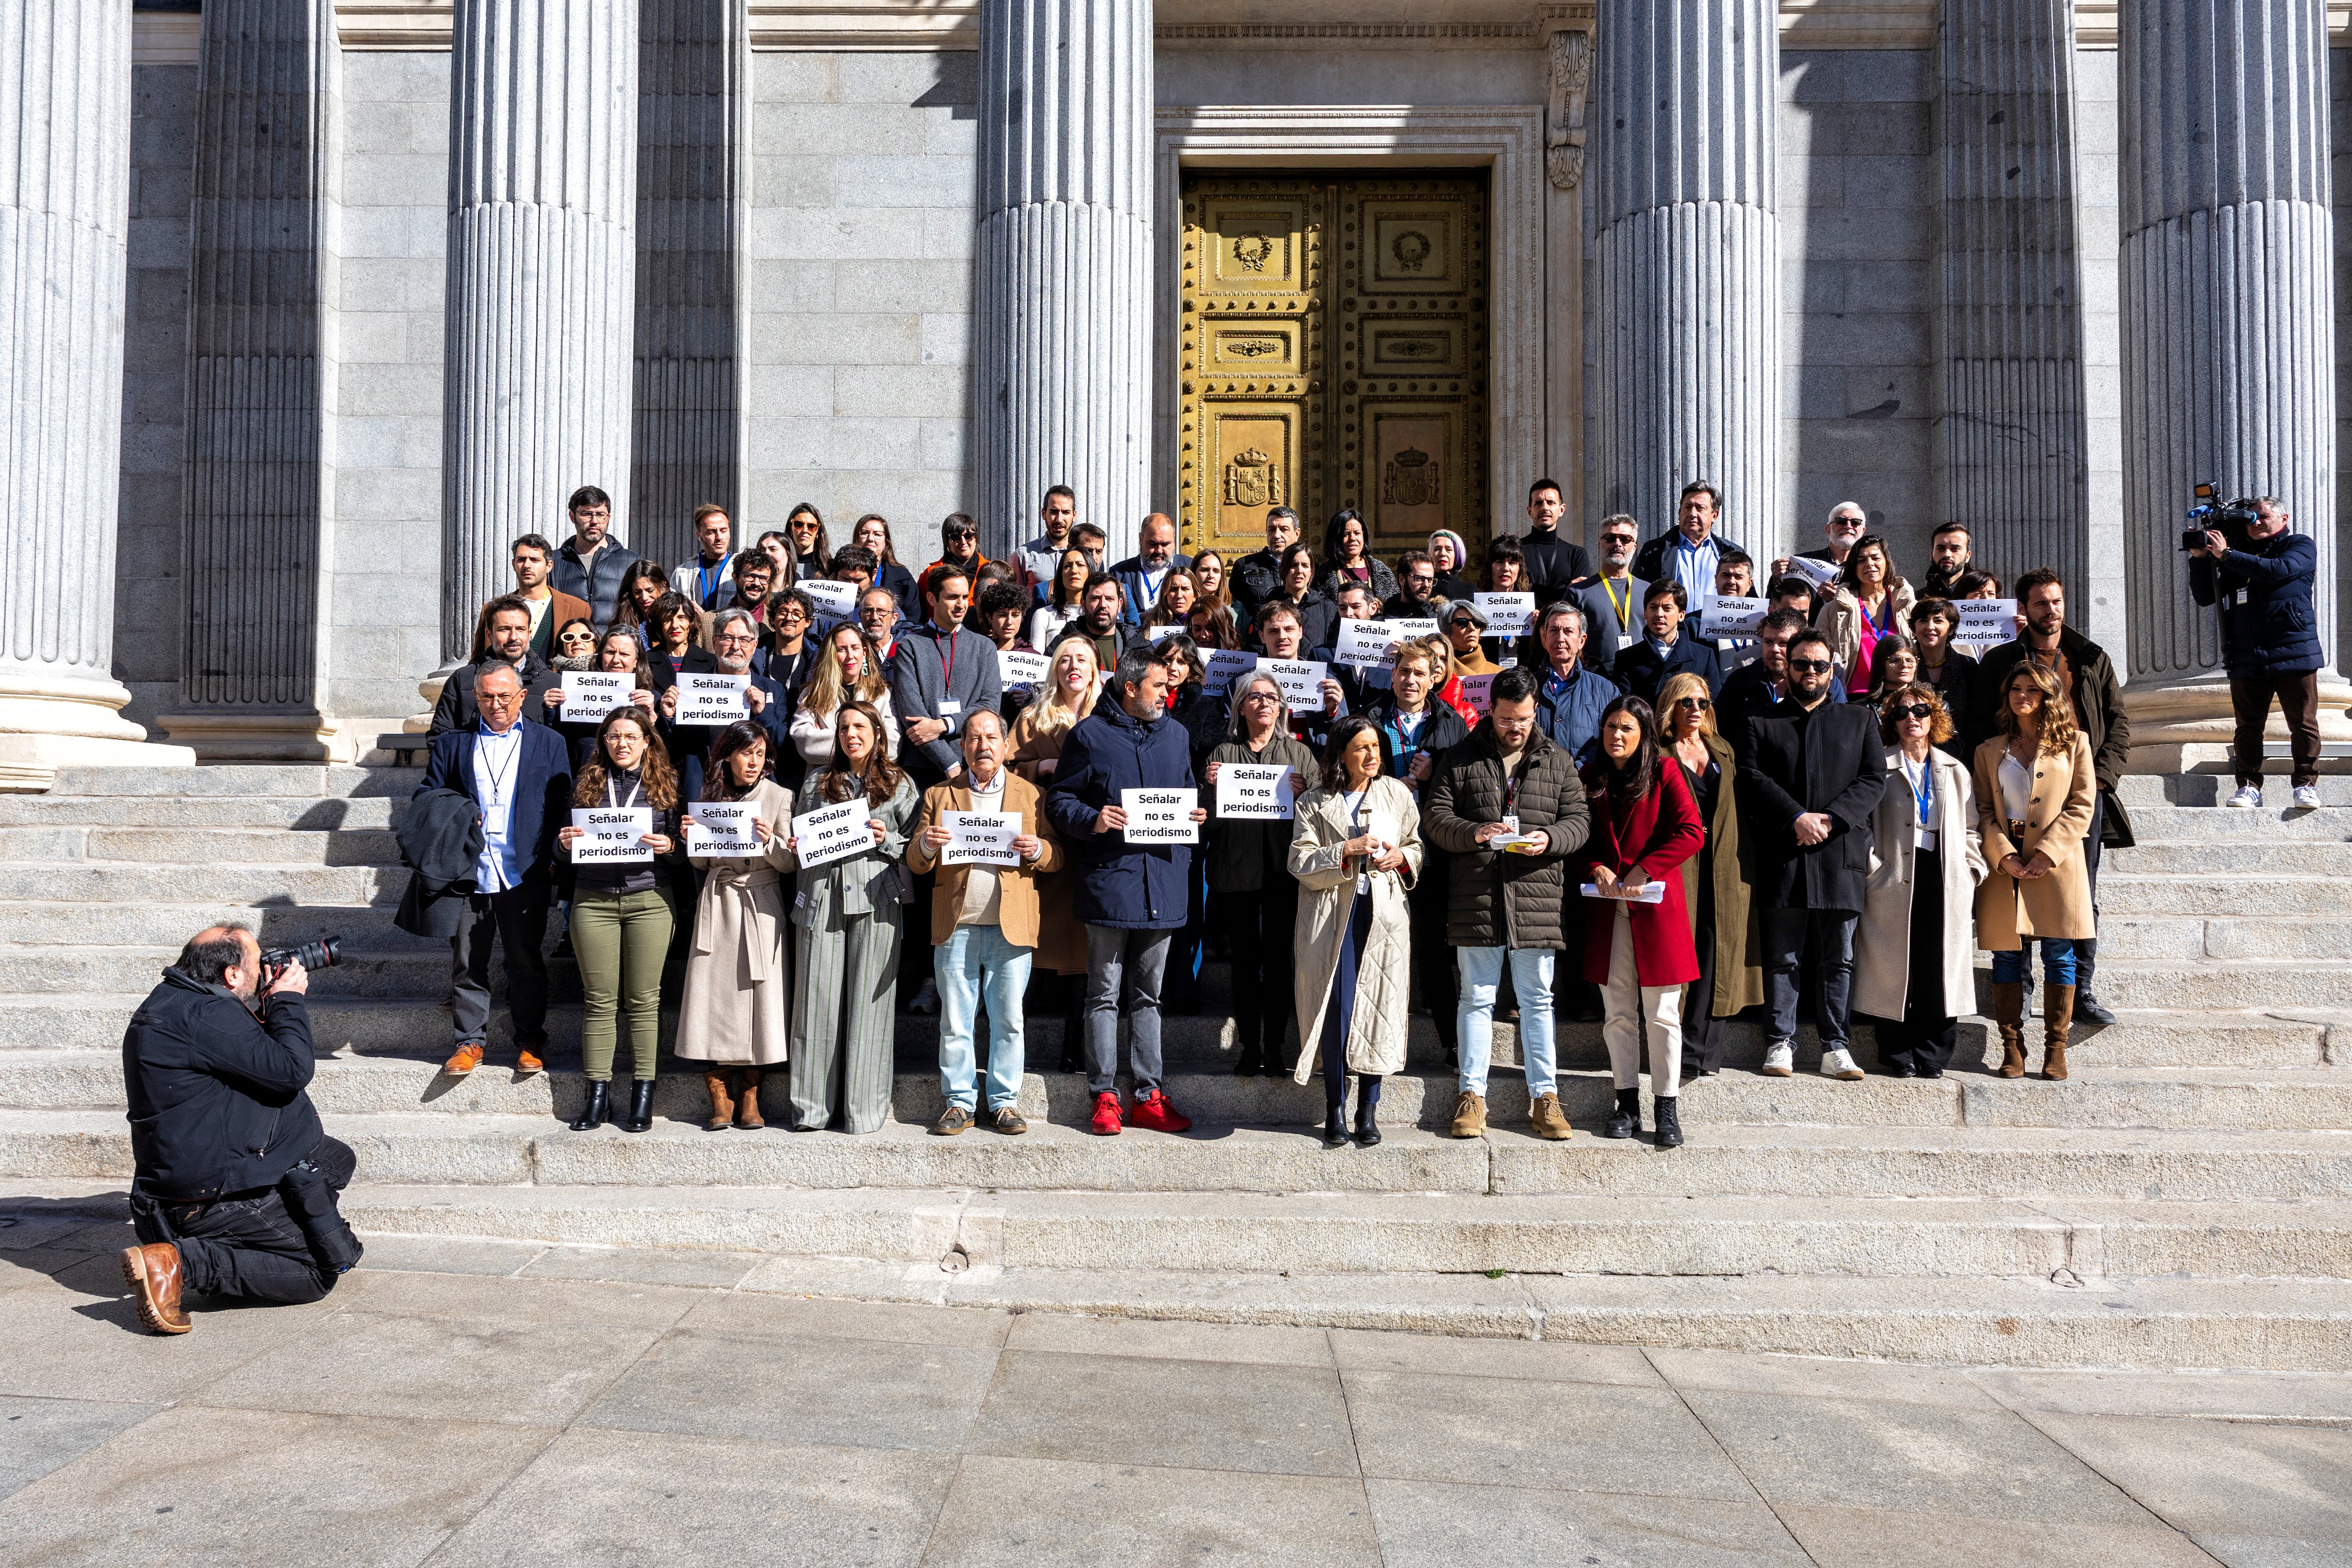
0 825 406 866
2116 773 2352 807
2097 874 2352 916
42 764 421 797
2094 916 2352 960
0 794 405 828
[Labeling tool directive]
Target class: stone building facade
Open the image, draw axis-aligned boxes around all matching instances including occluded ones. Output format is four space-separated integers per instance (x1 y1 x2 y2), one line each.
0 0 2344 784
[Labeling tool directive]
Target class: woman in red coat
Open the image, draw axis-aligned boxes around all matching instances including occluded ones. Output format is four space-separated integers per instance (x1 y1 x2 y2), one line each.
1578 695 1706 1148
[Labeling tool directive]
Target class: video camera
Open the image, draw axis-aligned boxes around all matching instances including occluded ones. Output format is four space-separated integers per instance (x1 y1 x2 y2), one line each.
2182 481 2259 552
259 935 342 986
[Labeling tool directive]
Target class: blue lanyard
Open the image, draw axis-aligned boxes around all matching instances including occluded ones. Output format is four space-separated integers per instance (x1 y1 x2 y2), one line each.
1905 756 1931 827
698 557 725 605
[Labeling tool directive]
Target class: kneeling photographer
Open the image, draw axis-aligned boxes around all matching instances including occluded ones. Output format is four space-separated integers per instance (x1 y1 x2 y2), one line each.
118 924 361 1335
2188 493 2323 809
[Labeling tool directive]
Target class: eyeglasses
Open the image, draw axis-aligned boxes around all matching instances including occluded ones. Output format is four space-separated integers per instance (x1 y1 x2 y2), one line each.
1674 697 1712 711
1242 691 1280 704
1788 657 1832 674
1890 703 1936 721
1601 534 1637 546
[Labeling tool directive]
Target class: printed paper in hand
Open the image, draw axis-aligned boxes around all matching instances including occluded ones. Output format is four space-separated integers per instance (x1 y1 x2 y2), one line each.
942 809 1020 867
1954 598 2019 641
998 649 1049 688
791 797 871 869
1215 764 1291 820
1143 623 1184 645
1334 618 1406 669
1458 674 1495 715
570 807 652 864
559 670 633 724
1475 592 1535 637
1202 648 1257 695
1121 788 1199 844
1700 594 1768 638
1368 811 1402 853
1785 554 1843 588
684 801 760 858
1492 830 1546 855
1388 617 1440 639
1260 658 1328 709
1581 879 1668 903
674 672 750 725
800 579 859 622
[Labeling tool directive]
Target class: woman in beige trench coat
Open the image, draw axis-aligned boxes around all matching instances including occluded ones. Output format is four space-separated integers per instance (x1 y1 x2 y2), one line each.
675 722 794 1130
1852 685 1987 1079
1289 717 1424 1151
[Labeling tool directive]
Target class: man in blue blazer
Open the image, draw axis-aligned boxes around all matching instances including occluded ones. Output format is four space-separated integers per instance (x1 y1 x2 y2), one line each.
1109 513 1191 626
414 662 572 1078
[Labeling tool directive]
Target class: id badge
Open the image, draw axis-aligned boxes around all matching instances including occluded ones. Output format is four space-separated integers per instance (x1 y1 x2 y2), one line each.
938 699 962 716
1502 813 1519 836
1357 872 1372 895
1619 634 1637 651
481 799 511 837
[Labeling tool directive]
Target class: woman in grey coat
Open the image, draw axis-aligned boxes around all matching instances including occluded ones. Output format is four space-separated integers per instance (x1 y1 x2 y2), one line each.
785 700 918 1132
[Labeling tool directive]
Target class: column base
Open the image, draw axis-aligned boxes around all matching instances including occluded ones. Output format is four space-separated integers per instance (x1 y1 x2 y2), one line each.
0 682 196 791
0 733 198 793
2121 675 2352 774
156 711 356 764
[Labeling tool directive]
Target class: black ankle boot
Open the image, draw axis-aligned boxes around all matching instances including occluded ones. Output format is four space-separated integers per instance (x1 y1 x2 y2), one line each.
1234 1038 1264 1077
571 1080 611 1132
621 1079 655 1133
1351 1094 1381 1148
1322 1104 1350 1149
1604 1087 1641 1139
1653 1097 1684 1149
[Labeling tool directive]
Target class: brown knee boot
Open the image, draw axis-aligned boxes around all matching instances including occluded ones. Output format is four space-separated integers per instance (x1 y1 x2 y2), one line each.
2041 985 2074 1082
1994 982 2027 1077
736 1067 766 1128
702 1069 734 1131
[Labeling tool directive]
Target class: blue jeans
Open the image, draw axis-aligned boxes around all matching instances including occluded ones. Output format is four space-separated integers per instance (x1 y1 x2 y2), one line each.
937 923 1032 1112
1762 907 1858 1051
1085 926 1171 1095
1992 939 2076 988
1456 946 1557 1097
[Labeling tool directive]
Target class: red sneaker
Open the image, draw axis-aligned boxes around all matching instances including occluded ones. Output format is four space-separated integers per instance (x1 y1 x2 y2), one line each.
1125 1090 1192 1134
1089 1091 1123 1136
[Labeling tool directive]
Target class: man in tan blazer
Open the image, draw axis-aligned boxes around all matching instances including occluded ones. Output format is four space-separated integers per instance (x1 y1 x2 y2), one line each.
906 708 1064 1135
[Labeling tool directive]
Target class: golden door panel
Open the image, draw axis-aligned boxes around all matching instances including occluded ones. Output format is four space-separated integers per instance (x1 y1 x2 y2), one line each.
1180 169 1488 560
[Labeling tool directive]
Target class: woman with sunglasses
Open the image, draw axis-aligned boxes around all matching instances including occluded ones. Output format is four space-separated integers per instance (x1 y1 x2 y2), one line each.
540 627 659 770
1202 672 1316 1076
786 503 831 580
1973 662 2096 1080
1854 685 1987 1079
1657 673 1759 1077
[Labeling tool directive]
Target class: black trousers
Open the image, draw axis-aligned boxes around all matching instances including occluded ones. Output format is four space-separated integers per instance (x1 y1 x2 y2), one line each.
1874 844 1956 1074
1682 856 1725 1073
1407 852 1457 1054
132 1137 358 1305
1218 881 1298 1057
452 881 551 1046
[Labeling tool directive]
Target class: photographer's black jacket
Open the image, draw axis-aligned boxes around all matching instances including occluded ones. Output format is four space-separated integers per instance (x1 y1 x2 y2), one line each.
122 969 323 1202
2191 531 2322 676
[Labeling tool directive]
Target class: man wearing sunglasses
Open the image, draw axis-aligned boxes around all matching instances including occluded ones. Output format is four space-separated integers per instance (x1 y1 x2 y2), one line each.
1565 514 1648 678
1739 628 1887 1082
1717 608 1845 757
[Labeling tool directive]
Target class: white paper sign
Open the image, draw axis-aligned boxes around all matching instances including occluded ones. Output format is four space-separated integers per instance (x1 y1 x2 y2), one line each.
1387 617 1440 639
1954 598 2019 640
791 797 872 869
1784 553 1843 588
1700 594 1768 638
999 648 1049 688
1143 623 1184 645
1492 831 1547 855
1216 764 1292 820
1260 658 1329 709
1476 593 1535 637
801 579 859 621
559 670 633 724
1121 788 1199 844
1582 880 1668 903
1203 648 1258 695
675 672 749 725
1458 674 1496 715
942 809 1020 867
1334 618 1406 669
570 807 653 864
684 801 759 858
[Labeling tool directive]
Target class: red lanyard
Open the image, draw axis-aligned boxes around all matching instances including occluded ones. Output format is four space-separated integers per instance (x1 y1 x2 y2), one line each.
933 625 955 691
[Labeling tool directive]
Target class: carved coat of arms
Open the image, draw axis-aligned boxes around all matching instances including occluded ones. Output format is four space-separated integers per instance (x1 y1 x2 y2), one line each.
1383 447 1439 508
1224 447 1284 509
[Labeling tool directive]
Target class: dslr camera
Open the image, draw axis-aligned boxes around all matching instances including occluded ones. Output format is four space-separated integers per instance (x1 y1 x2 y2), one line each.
259 934 342 986
2182 481 2259 552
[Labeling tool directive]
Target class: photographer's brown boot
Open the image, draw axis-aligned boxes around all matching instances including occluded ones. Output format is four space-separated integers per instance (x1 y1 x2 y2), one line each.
702 1070 734 1131
2041 985 2075 1082
120 1242 191 1335
1994 982 2027 1078
735 1068 766 1129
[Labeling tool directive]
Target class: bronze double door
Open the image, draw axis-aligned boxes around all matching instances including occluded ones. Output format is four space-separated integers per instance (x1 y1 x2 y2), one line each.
1178 169 1492 562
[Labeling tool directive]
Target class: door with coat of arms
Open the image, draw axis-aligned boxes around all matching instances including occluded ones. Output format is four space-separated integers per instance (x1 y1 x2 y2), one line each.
1178 171 1491 564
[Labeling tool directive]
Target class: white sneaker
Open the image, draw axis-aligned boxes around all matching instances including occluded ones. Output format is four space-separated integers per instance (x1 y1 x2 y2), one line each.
1820 1047 1866 1081
2227 785 2263 809
2295 785 2323 811
908 979 940 1015
1760 1043 1794 1077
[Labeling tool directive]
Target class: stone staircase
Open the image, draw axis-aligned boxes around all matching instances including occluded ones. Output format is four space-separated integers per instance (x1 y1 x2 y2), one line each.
4 763 2351 1369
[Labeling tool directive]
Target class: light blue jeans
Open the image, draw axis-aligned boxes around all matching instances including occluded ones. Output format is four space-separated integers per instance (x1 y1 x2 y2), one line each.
1456 946 1557 1098
937 923 1032 1112
1992 938 2076 988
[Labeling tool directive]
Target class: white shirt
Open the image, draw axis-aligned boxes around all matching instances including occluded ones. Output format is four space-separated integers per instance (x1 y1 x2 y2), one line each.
1998 749 2033 826
956 772 1009 927
471 720 526 891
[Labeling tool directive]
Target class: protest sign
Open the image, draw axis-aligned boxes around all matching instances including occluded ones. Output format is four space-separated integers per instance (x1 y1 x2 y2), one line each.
1215 764 1291 821
1202 648 1257 695
1458 674 1495 714
998 649 1049 688
800 579 859 621
1700 594 1768 639
684 802 760 858
570 807 652 864
674 672 749 724
942 809 1020 867
1475 593 1534 637
1954 598 2019 641
559 670 633 724
1260 658 1328 709
1334 618 1406 669
1121 788 1199 844
790 798 871 869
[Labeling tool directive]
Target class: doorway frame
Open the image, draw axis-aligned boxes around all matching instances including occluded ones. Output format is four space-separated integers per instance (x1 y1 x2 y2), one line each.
1152 104 1552 551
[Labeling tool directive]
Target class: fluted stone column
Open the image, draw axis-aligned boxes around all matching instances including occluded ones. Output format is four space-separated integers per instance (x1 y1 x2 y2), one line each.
975 0 1152 564
2119 0 2346 761
1591 0 1780 549
0 2 191 789
1934 0 2090 598
441 0 637 669
160 0 348 763
630 0 747 568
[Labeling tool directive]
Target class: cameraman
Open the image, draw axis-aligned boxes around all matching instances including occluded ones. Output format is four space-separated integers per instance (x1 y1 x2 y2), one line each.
2190 496 2322 809
118 924 360 1335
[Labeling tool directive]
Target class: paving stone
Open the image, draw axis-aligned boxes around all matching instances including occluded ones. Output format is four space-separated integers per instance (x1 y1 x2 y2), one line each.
928 1455 1381 1568
2026 1414 2352 1545
967 1348 1359 1478
1773 1504 2218 1567
1645 1346 2002 1408
1002 1310 1334 1368
1971 1368 2352 1424
0 1395 160 1501
1367 1481 1812 1568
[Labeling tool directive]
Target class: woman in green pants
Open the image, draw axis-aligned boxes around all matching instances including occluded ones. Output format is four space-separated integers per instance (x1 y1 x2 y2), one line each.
557 708 683 1133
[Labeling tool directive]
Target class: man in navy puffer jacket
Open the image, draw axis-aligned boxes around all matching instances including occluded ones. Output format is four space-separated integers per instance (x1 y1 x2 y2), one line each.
2191 497 2324 808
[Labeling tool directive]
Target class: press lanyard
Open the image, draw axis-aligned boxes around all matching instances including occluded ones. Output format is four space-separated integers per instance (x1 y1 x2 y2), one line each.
606 773 643 810
1903 756 1929 828
1393 708 1425 773
934 626 955 691
477 730 516 813
1348 788 1372 893
698 558 724 606
1868 594 1896 633
1602 575 1631 631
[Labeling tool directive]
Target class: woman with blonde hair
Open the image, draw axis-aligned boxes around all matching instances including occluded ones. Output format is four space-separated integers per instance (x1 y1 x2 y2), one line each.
1010 633 1104 1066
1973 661 2096 1080
790 621 898 769
1657 671 1759 1077
1855 684 1987 1079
